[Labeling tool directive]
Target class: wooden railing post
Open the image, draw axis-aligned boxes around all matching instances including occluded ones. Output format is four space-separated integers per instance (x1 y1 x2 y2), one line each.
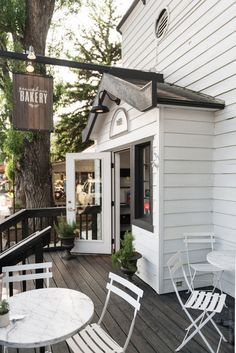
22 216 29 239
35 242 44 289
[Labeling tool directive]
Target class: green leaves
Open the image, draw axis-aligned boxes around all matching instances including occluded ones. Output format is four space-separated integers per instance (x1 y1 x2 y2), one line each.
0 299 9 315
53 0 121 160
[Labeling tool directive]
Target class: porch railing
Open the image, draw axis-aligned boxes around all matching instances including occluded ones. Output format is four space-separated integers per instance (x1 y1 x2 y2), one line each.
0 226 51 295
0 206 101 251
0 207 66 251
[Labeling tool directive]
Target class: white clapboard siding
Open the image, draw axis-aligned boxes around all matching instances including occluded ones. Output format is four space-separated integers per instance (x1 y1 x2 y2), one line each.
214 146 236 161
165 174 212 187
166 36 235 84
164 224 213 240
119 0 236 295
165 161 213 173
165 187 212 200
164 212 212 228
158 4 236 73
164 199 212 214
161 106 214 294
213 213 236 229
215 117 236 135
213 200 236 216
165 147 213 161
164 119 213 134
214 131 236 148
214 174 236 188
164 133 213 148
213 161 236 174
213 187 236 202
215 104 236 122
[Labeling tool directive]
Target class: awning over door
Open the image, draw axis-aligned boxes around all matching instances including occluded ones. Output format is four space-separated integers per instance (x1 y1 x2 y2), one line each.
82 72 225 142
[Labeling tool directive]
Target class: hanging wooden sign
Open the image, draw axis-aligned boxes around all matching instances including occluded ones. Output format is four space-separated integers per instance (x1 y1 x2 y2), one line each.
13 73 53 131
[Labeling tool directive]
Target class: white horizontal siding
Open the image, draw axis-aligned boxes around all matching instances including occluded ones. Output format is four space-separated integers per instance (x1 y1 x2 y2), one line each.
165 161 213 173
165 187 212 200
119 0 236 295
161 107 214 293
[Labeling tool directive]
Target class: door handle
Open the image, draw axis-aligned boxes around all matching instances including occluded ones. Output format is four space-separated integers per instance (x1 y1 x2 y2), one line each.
67 207 76 211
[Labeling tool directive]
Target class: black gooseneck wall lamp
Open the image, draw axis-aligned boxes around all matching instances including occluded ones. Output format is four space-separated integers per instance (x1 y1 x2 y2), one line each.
91 90 121 114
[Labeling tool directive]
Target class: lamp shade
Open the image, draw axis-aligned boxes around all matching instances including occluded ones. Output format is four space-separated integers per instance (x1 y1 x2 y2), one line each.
27 46 36 60
91 104 110 114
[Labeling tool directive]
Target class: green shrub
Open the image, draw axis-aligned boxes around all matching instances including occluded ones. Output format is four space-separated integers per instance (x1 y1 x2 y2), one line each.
112 231 137 272
54 216 76 238
0 300 9 315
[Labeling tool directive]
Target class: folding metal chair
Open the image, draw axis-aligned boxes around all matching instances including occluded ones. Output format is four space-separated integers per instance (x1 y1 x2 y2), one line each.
2 262 53 353
183 232 223 291
167 252 227 353
67 272 143 353
2 262 53 298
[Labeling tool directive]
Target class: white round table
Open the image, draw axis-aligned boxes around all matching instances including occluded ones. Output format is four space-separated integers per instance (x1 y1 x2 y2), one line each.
207 250 236 271
0 287 94 349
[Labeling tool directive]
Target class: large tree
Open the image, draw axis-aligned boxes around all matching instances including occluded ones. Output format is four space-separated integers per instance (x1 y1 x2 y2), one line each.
0 0 81 208
52 0 121 161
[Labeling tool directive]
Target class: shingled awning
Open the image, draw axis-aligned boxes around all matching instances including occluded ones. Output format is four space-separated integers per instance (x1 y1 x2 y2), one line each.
82 73 225 142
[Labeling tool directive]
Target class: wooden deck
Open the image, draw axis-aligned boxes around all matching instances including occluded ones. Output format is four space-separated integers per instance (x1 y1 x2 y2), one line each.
8 251 234 353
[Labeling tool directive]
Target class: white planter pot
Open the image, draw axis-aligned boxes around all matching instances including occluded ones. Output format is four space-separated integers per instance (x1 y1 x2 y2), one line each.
0 312 10 327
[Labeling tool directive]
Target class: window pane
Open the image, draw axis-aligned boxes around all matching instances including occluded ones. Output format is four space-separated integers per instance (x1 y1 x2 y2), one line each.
143 145 151 219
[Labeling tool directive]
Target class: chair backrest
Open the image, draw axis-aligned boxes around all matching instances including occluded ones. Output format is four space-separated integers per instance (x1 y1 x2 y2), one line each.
167 252 192 308
99 272 143 351
183 232 215 270
2 262 52 298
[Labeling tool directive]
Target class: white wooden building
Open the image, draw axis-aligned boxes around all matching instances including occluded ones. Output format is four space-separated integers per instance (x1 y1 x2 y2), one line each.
67 0 236 297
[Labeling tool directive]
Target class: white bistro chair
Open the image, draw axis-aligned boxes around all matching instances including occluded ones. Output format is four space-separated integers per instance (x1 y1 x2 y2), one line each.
167 252 227 353
67 272 143 353
183 232 223 291
1 262 53 353
2 262 53 298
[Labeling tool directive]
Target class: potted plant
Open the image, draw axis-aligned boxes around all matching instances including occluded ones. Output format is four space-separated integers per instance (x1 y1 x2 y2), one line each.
54 216 77 260
0 299 10 327
112 231 142 281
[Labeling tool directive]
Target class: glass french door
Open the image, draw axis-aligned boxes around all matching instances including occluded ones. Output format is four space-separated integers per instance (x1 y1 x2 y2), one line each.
66 152 111 254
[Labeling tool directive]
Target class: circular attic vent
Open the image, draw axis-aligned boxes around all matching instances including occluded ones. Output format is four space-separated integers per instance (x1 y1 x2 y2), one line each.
155 8 169 40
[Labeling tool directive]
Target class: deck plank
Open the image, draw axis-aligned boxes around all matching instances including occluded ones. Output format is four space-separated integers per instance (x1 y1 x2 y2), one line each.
3 251 234 353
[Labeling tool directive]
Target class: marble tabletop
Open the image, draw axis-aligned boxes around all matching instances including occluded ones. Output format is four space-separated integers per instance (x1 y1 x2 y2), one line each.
207 250 236 272
0 287 94 348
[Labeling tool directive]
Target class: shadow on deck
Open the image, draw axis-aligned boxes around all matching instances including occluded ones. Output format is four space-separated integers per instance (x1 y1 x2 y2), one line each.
8 251 235 353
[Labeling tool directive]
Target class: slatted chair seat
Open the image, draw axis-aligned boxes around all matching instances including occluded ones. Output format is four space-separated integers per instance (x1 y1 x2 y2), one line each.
67 272 143 353
185 290 226 313
167 252 227 353
67 323 123 353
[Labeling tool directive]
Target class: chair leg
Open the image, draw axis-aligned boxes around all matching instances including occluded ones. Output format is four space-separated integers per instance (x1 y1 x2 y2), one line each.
190 270 196 290
177 311 220 353
212 271 223 294
207 313 227 342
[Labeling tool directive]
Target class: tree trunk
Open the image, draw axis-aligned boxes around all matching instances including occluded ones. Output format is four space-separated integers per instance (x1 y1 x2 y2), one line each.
18 0 55 208
20 132 53 208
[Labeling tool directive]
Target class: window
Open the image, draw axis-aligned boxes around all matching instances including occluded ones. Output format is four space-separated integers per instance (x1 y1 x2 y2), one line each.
133 141 153 232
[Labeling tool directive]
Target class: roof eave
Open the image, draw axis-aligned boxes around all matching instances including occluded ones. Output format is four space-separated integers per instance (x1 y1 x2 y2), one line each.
157 98 225 110
117 0 140 34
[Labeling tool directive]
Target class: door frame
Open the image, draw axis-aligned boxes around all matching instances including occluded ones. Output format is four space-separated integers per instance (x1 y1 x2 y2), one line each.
66 152 112 254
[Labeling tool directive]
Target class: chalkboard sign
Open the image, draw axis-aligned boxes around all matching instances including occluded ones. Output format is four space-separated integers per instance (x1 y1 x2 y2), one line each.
13 73 53 131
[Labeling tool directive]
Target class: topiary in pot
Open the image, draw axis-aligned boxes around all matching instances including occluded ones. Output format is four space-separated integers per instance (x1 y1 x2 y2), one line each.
54 216 77 260
112 231 142 281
